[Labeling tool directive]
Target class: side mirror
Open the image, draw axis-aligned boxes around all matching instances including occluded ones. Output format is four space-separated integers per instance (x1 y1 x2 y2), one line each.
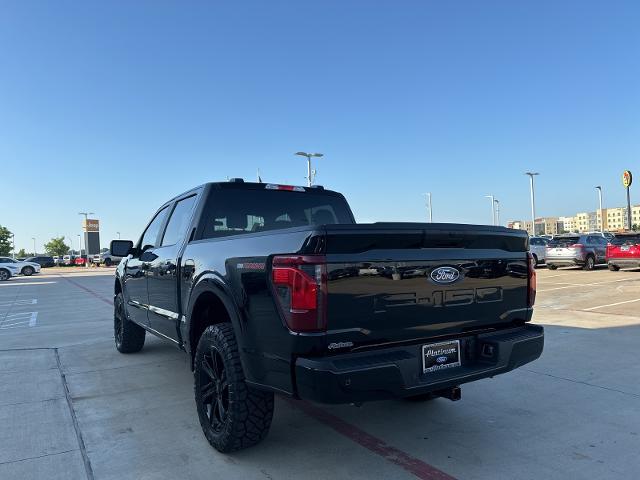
111 240 134 257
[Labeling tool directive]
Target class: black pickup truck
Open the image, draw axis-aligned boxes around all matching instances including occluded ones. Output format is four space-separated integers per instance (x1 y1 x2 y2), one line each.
110 180 543 453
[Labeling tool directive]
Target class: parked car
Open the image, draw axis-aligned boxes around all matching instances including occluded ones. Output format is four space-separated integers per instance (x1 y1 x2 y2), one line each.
606 233 640 270
92 250 123 267
63 254 76 265
0 257 42 276
545 233 608 270
110 180 543 453
24 256 55 268
529 236 548 266
74 255 88 266
0 261 19 280
53 255 66 266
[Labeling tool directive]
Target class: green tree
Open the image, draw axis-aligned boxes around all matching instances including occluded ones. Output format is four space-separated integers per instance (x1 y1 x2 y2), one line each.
0 226 12 256
16 248 27 258
44 236 70 257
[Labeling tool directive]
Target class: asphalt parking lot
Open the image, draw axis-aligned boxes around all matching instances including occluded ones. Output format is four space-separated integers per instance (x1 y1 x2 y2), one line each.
1 266 639 480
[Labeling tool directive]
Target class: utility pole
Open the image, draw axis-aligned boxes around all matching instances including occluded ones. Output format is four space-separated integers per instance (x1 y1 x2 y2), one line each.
295 152 323 187
78 212 94 268
425 193 433 222
31 237 36 256
525 172 539 235
494 199 500 226
595 186 603 232
485 195 496 225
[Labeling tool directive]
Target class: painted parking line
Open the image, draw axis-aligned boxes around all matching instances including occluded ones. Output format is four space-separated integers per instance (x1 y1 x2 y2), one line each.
0 281 57 286
0 299 37 307
538 277 640 292
0 311 38 329
582 298 640 311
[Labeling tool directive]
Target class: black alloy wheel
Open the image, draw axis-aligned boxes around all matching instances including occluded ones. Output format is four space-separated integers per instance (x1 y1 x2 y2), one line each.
199 346 230 434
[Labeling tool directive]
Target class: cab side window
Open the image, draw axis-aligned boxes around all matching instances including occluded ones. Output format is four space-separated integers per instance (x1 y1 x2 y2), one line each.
161 195 198 246
140 206 170 251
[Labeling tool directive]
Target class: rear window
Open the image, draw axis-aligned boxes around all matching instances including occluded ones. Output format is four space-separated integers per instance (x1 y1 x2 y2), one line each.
611 235 640 246
548 236 580 247
200 188 354 239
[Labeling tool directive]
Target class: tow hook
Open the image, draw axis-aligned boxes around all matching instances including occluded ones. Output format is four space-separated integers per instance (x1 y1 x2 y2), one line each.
434 386 461 401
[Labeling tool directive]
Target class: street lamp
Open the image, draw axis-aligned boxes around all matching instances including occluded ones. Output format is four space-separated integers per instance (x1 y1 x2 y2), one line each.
79 212 94 269
78 234 81 256
485 195 496 225
425 193 433 222
31 237 36 256
525 172 539 235
295 152 323 187
494 199 500 226
11 234 15 259
595 186 603 232
117 232 121 239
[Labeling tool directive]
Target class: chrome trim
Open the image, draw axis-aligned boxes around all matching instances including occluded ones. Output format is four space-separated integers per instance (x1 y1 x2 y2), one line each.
141 324 180 344
147 304 180 320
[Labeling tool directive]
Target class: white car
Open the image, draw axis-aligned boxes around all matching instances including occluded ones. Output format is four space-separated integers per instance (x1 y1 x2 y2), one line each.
529 237 549 266
0 257 42 276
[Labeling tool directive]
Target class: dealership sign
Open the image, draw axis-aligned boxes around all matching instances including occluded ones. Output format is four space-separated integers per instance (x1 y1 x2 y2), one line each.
83 219 100 232
623 170 633 188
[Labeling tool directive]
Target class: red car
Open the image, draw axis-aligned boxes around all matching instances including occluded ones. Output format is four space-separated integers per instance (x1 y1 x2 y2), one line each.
606 234 640 271
74 256 88 266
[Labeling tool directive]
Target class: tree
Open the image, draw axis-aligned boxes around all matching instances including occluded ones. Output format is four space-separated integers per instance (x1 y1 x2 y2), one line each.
16 248 27 258
0 226 12 256
44 237 70 257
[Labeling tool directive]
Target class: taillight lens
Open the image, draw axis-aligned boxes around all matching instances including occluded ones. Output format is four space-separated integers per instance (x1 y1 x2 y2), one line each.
527 252 536 307
271 255 327 332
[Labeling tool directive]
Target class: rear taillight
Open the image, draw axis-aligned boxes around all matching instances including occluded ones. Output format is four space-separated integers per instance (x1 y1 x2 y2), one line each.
527 252 536 307
271 255 327 332
570 243 584 250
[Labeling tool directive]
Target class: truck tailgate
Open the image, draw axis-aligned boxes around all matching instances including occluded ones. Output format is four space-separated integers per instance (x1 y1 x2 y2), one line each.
322 223 531 348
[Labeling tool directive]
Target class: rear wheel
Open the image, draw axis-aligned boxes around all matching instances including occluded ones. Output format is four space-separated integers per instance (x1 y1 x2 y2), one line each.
104 258 112 267
583 255 595 271
0 269 10 281
548 264 558 270
194 324 274 452
532 254 539 267
114 293 146 353
22 266 34 276
608 264 620 271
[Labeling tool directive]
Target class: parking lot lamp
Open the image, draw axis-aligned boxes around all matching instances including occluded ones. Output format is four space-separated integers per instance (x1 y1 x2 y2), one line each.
117 232 121 239
295 152 323 187
11 234 15 259
525 172 539 235
31 237 36 256
494 199 500 226
485 195 496 225
595 186 603 231
425 193 433 222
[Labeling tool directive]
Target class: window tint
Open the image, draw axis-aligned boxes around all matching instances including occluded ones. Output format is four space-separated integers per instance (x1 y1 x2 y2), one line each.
200 188 354 239
140 206 170 250
548 236 580 247
611 235 640 245
161 195 198 246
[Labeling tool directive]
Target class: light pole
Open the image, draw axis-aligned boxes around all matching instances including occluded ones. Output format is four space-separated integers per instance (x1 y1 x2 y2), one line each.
79 212 94 268
31 237 36 256
77 234 81 256
11 234 15 259
525 172 539 235
494 199 500 226
595 186 603 232
295 152 323 187
425 193 433 222
485 195 496 225
117 232 121 239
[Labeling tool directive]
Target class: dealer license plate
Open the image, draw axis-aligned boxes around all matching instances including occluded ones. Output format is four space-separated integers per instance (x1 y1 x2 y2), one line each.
422 340 461 373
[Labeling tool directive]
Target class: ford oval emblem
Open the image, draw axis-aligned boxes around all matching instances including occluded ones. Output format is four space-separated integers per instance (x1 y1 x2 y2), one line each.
436 356 448 363
430 266 461 284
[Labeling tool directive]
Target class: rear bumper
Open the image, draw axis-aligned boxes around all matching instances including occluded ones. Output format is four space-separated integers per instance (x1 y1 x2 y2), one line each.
546 256 584 266
608 258 640 268
294 324 544 404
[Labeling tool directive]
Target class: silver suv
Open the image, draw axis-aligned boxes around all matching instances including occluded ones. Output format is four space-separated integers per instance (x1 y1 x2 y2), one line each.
545 233 608 270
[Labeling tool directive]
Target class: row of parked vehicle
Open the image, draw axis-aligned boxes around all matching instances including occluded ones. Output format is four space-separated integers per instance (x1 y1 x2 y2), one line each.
51 251 124 267
528 232 640 271
0 256 42 281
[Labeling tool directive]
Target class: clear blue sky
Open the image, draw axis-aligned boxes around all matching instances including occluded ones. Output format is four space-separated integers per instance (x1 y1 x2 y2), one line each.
2 1 639 252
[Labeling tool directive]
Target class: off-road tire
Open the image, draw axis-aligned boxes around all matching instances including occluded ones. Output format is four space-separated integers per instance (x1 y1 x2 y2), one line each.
104 258 112 267
114 293 145 353
548 264 558 270
583 255 595 271
0 269 10 281
608 264 620 271
194 324 274 453
22 266 34 276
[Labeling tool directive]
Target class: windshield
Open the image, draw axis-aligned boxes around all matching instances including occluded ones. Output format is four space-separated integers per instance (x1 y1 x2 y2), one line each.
548 236 580 247
610 235 640 246
200 188 354 239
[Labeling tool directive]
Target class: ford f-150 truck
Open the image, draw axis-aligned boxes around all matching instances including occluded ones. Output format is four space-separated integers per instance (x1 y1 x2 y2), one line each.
110 180 543 453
